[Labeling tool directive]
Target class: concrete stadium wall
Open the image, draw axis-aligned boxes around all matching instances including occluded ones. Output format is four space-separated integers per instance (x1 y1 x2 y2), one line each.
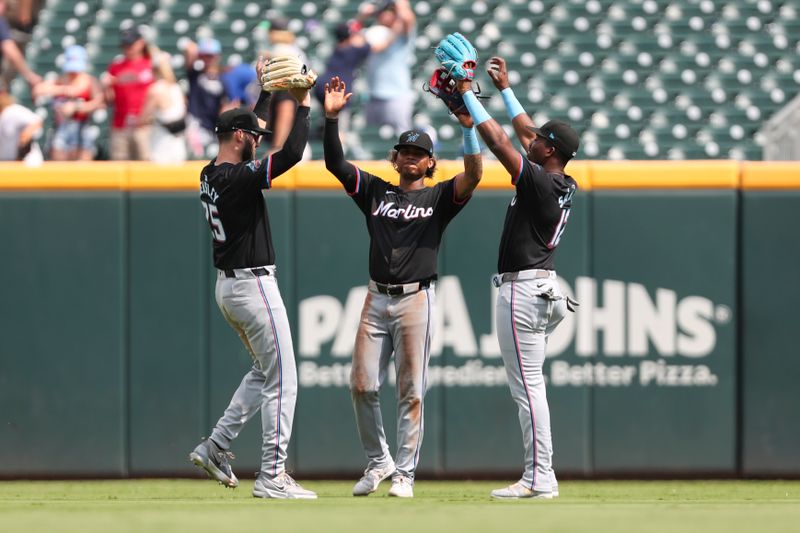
0 161 798 478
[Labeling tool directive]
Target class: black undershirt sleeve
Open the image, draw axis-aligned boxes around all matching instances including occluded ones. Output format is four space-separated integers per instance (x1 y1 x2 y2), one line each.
266 105 310 178
323 117 359 191
253 90 271 122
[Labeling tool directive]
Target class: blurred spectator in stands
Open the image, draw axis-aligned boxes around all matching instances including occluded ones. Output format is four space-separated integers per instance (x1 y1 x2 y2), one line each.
0 0 40 89
221 60 258 109
5 0 38 33
33 45 103 161
263 14 308 61
0 82 42 161
102 26 153 160
141 48 187 164
256 15 310 157
184 37 228 158
361 0 415 132
314 21 374 152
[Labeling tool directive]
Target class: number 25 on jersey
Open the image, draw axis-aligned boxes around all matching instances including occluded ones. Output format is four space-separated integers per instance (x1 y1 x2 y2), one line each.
202 201 227 243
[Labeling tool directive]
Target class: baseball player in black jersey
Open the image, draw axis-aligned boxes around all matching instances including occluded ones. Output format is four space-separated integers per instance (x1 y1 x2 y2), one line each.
190 85 317 499
323 76 482 498
453 48 580 499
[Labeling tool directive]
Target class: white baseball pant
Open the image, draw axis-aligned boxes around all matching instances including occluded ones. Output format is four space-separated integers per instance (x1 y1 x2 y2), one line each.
350 285 435 481
495 270 567 493
209 266 298 479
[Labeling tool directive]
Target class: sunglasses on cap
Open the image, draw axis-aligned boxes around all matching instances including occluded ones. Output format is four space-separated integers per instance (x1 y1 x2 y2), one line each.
239 128 263 140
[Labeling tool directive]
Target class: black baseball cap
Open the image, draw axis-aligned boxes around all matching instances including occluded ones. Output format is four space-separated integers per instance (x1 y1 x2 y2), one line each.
335 22 352 42
120 27 143 46
527 120 580 159
267 15 289 32
214 108 271 136
394 130 434 157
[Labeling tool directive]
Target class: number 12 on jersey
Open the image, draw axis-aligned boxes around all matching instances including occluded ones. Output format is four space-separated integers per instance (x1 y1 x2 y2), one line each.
548 186 575 249
201 201 227 243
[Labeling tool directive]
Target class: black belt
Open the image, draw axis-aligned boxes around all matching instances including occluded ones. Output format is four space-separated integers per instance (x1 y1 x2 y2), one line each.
224 267 271 278
373 279 432 296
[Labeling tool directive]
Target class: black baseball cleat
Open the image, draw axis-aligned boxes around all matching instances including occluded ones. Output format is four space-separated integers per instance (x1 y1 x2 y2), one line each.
189 439 239 488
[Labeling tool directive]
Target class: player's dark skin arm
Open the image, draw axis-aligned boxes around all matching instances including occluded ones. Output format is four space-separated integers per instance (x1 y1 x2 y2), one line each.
487 56 536 149
457 79 523 178
452 111 482 201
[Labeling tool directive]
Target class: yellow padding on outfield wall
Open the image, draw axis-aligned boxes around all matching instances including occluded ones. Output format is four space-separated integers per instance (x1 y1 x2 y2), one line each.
591 160 741 189
741 162 800 190
1 161 799 190
0 162 128 189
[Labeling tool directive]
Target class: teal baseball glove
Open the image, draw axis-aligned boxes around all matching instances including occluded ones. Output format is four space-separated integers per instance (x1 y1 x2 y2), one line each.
434 32 478 81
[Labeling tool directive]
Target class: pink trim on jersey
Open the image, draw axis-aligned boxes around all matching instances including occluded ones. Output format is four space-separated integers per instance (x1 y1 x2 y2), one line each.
511 153 524 185
547 208 568 249
510 281 538 490
265 155 273 188
256 277 284 477
346 165 361 196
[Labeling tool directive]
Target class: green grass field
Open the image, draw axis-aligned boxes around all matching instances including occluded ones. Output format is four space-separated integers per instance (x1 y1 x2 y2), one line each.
1 480 799 533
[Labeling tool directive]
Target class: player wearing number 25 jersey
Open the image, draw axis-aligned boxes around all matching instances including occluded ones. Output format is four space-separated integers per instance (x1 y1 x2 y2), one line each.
457 55 580 500
192 91 317 499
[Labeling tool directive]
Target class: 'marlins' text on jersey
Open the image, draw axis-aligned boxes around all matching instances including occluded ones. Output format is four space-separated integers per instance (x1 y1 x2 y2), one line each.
344 169 469 284
372 200 434 220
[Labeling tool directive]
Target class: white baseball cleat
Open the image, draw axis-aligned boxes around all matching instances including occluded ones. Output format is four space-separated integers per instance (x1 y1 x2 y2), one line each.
352 461 396 496
490 482 555 500
253 472 317 499
387 475 414 498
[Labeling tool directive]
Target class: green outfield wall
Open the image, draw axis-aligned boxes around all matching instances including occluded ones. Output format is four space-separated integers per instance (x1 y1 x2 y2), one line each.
0 161 798 478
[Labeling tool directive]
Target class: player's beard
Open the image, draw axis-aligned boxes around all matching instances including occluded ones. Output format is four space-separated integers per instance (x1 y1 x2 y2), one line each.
241 140 255 161
399 163 426 182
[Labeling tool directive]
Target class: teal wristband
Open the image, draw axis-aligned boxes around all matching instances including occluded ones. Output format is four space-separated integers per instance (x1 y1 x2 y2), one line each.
501 87 526 121
462 91 491 125
462 126 480 155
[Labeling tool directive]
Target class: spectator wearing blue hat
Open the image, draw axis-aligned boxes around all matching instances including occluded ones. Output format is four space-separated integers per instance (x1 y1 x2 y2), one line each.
33 44 104 160
184 37 230 158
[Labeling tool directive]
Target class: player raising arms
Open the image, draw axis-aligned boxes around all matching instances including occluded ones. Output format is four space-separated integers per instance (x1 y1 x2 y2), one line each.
435 34 580 500
323 76 482 498
191 56 317 499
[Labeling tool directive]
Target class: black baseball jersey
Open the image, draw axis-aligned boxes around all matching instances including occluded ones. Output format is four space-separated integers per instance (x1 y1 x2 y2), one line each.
497 154 577 273
323 117 470 283
200 106 310 269
345 168 468 284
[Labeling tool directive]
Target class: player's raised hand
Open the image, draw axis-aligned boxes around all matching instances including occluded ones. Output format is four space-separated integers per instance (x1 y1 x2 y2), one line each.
487 56 510 90
288 87 311 105
256 55 266 82
323 76 352 119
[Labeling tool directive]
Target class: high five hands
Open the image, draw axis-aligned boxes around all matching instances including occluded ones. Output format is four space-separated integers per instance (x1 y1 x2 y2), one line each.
486 57 510 91
323 76 353 119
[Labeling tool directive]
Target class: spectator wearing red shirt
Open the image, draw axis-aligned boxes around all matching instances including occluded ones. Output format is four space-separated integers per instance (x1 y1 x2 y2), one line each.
101 26 153 160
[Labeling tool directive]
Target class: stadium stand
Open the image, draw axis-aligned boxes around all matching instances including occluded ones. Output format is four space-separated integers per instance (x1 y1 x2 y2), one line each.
10 0 800 160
